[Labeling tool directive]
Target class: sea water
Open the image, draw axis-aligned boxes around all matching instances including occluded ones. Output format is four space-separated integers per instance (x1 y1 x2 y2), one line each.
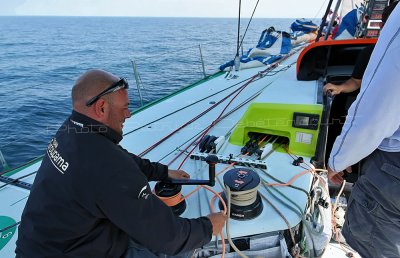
0 16 316 169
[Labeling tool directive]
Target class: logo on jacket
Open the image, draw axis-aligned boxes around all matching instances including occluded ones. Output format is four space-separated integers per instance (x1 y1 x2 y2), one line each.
138 185 150 199
47 138 69 174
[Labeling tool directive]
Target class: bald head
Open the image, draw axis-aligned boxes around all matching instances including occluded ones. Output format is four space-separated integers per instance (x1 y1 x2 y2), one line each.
70 69 131 134
72 69 119 110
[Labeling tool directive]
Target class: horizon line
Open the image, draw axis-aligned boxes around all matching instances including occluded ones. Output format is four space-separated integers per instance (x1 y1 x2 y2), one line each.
0 14 316 19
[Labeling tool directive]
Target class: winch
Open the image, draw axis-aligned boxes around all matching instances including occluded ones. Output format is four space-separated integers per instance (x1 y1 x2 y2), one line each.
154 155 218 216
219 168 263 220
154 182 186 216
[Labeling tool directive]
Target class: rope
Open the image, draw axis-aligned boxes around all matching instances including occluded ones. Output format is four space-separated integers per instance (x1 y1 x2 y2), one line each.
229 183 260 206
133 47 303 164
262 179 303 217
313 0 330 19
259 192 298 256
258 167 311 205
226 187 249 258
156 191 183 207
158 84 258 163
164 64 293 165
132 40 232 62
124 76 252 137
175 53 299 167
168 48 304 169
237 0 261 54
176 72 259 169
138 78 252 157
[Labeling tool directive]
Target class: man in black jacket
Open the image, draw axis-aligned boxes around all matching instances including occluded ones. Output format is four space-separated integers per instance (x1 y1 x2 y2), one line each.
16 69 226 258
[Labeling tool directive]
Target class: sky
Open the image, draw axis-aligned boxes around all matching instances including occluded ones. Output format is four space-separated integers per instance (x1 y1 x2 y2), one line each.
0 0 334 18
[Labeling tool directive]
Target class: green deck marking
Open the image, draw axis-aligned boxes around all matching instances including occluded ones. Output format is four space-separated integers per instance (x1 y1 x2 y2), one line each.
0 216 17 251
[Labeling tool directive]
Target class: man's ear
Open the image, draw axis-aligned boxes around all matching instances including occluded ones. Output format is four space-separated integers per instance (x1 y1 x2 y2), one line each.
94 99 107 118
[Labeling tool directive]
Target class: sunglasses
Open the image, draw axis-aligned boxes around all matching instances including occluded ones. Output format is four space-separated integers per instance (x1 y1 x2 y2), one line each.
86 78 129 107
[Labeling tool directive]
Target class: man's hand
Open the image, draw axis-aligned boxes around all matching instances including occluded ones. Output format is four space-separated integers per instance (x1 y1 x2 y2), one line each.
168 170 190 180
345 166 352 173
207 212 227 235
327 166 345 185
323 83 342 96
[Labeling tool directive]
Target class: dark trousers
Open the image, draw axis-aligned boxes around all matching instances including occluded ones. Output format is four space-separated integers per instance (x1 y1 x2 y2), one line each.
342 149 400 258
123 239 195 258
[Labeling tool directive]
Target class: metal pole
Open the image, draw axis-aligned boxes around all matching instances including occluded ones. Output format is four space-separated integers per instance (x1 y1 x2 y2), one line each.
324 0 343 40
316 0 334 42
131 60 144 107
198 44 207 78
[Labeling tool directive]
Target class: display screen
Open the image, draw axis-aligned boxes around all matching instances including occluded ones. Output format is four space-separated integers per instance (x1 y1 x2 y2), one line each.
292 113 319 130
295 116 310 126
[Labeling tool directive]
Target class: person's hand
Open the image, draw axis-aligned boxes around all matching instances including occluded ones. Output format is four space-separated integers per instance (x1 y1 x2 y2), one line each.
323 83 342 96
207 212 227 235
345 166 352 173
327 166 345 185
168 170 190 180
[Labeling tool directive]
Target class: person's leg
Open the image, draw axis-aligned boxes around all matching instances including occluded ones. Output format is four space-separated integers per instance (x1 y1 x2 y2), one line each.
342 150 400 258
342 179 379 258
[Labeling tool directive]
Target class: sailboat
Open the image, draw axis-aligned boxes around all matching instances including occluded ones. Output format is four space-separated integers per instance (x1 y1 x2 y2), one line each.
0 0 387 257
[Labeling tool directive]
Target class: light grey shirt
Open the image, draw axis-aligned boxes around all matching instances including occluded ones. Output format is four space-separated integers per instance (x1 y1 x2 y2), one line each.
328 4 400 172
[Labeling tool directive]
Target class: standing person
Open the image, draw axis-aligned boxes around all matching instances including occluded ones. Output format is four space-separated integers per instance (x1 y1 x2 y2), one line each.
323 44 374 96
327 3 400 258
324 1 398 96
15 69 226 258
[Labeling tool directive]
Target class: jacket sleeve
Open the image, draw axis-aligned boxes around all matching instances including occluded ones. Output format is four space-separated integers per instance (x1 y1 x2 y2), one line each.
96 165 212 255
328 18 400 172
118 146 168 181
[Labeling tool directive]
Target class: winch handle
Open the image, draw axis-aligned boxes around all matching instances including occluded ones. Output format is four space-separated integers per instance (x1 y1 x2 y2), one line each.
165 155 218 186
205 155 218 186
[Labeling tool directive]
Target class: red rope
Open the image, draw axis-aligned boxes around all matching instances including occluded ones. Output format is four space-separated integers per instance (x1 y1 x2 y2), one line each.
138 84 246 157
139 46 305 166
176 75 258 169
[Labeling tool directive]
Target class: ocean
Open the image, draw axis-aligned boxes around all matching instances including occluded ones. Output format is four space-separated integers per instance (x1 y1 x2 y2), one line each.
0 16 316 170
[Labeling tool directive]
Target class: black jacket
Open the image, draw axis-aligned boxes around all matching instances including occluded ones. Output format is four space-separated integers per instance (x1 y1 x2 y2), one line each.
16 111 212 258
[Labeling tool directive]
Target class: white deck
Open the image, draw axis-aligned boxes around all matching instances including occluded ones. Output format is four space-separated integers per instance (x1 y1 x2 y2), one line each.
0 48 358 257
